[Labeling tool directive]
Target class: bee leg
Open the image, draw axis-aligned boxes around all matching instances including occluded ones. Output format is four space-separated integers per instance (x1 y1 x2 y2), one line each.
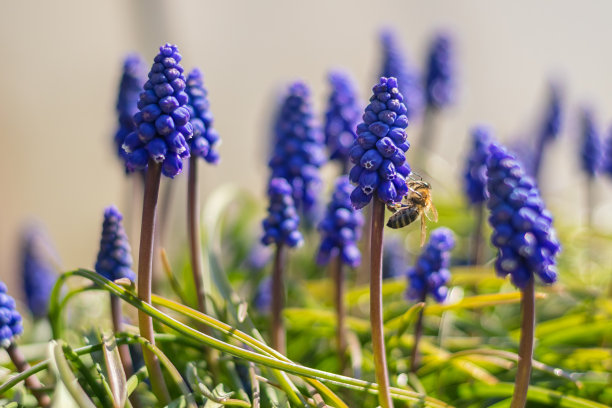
420 213 427 247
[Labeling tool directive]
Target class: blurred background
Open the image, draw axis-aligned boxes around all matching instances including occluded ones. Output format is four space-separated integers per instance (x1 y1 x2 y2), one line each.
2 0 612 302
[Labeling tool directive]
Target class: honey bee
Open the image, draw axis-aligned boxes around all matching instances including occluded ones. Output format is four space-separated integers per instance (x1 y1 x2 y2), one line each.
386 176 438 246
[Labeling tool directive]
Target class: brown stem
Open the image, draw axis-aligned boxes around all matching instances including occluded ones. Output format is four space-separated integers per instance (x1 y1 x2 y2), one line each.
153 177 174 292
333 255 347 373
470 203 485 265
6 343 50 408
370 199 393 408
409 297 426 373
510 278 535 408
188 156 207 316
136 160 170 404
271 244 287 354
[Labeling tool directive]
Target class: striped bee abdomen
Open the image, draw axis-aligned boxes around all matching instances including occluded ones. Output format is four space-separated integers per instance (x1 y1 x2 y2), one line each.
386 206 420 229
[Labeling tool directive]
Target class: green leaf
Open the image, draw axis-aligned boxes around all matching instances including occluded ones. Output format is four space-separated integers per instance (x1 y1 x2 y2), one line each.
48 341 96 408
458 382 608 408
100 332 127 408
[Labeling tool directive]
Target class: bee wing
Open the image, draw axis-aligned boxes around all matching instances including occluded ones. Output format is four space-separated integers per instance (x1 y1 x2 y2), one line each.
420 213 427 247
425 202 439 222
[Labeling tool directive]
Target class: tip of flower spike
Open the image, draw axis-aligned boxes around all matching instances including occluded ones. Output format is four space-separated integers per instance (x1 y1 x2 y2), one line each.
95 205 135 282
104 205 123 221
289 81 310 98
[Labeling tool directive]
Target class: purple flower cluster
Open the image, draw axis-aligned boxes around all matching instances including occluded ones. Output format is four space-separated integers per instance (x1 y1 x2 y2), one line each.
580 109 603 178
269 82 325 214
486 142 560 288
185 68 220 164
539 85 562 143
21 226 58 319
382 237 409 280
114 54 144 171
316 176 364 268
406 227 454 303
261 178 304 248
324 71 361 165
605 134 612 177
122 44 193 178
380 29 423 120
95 206 136 282
348 77 411 209
0 282 23 347
425 33 454 109
463 126 492 205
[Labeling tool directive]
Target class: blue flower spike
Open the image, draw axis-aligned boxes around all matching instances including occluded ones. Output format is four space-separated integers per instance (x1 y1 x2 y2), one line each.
580 109 603 179
122 43 193 178
114 54 144 171
185 68 220 164
261 178 304 248
324 71 361 166
425 33 455 109
0 283 23 348
605 130 612 178
95 206 136 283
269 82 325 215
21 226 58 319
464 126 492 205
406 227 455 303
380 29 423 120
486 141 561 288
316 176 364 268
348 77 411 210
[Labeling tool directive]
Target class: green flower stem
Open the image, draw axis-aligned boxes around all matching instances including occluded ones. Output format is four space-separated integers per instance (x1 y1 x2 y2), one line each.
470 202 485 265
510 277 535 408
332 255 347 373
6 343 50 408
409 297 427 373
136 160 170 404
371 199 393 408
62 269 448 407
271 243 286 354
187 156 207 317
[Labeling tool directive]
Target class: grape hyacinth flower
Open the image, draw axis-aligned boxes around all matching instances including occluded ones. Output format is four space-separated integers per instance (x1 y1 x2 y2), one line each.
184 67 220 319
122 44 193 178
21 226 58 319
380 29 423 121
348 76 410 210
348 76 410 408
486 141 560 408
324 71 361 172
382 237 409 280
253 277 272 313
605 131 612 178
417 32 455 170
0 282 49 406
406 227 454 304
0 283 23 348
261 177 303 353
533 84 562 181
463 126 492 264
185 68 220 164
95 206 135 378
114 54 144 172
424 33 454 110
262 178 304 249
316 176 364 268
95 206 135 283
128 43 193 403
579 109 602 228
406 227 454 372
316 176 364 372
269 82 325 218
